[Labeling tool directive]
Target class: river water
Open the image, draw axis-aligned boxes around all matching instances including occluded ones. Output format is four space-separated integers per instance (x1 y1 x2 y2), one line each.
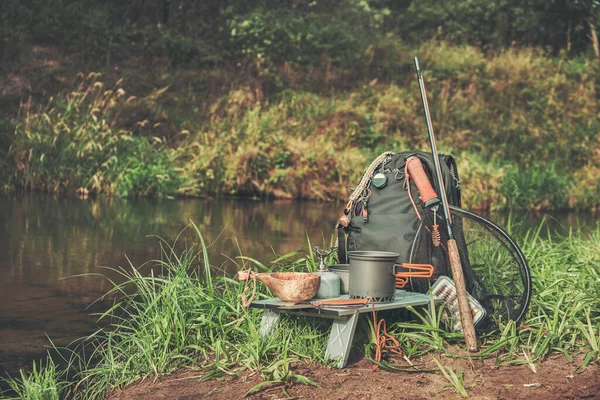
0 193 342 377
0 192 595 377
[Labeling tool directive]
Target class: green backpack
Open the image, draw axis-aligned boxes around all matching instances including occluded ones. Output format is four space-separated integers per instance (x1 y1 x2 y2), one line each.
336 151 533 331
336 151 462 293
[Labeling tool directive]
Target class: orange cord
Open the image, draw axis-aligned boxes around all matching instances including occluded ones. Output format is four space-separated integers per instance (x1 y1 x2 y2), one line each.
370 300 404 371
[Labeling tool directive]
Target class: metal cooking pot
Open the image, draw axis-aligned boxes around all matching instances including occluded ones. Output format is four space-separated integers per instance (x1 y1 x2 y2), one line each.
347 251 402 301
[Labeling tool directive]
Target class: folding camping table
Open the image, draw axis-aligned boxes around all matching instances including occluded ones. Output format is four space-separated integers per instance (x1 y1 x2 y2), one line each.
250 290 442 368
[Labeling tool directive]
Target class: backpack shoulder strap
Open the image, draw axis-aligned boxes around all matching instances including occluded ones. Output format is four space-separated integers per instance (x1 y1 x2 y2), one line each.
336 225 347 264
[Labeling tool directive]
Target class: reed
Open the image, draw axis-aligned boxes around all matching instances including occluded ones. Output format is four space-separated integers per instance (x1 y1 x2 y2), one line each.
9 74 181 197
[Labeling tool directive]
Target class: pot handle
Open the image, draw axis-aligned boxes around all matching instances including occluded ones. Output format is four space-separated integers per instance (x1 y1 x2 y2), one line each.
392 263 435 276
391 263 435 276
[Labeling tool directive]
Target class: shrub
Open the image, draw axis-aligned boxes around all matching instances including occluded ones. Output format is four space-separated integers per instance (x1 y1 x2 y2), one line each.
454 151 507 211
499 164 569 210
9 74 182 197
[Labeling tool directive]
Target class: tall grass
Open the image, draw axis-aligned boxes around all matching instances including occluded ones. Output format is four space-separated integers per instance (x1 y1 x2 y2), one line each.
68 232 254 398
32 224 327 399
9 74 181 197
3 220 600 399
1 355 69 400
509 225 600 366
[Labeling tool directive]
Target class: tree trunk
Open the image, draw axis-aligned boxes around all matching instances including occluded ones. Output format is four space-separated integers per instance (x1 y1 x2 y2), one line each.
567 20 572 52
588 18 600 59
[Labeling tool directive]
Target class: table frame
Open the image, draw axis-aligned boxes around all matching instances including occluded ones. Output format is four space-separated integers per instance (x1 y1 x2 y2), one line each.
250 290 442 368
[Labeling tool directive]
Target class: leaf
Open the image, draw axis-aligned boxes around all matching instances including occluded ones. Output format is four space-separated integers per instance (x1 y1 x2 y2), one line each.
582 350 598 367
244 380 282 397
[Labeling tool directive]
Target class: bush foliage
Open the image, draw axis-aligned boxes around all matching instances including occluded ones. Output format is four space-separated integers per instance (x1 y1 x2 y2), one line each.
10 75 181 197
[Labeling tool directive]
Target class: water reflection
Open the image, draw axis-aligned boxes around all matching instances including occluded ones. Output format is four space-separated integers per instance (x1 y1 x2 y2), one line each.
0 193 341 376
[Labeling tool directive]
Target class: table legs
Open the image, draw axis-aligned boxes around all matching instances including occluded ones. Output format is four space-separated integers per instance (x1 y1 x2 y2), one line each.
258 308 359 369
324 312 359 368
259 308 281 337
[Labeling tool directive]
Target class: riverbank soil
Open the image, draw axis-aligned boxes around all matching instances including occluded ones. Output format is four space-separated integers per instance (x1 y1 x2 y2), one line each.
108 351 600 399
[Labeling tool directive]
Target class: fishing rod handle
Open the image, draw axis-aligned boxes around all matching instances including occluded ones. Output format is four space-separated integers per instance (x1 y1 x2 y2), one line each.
406 156 440 208
447 239 479 352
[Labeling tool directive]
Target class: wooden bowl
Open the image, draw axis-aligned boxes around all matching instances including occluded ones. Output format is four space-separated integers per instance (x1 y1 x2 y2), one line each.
238 271 320 303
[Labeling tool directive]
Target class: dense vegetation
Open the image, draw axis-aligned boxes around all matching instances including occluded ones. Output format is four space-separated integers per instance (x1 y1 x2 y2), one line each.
3 222 600 398
1 0 600 210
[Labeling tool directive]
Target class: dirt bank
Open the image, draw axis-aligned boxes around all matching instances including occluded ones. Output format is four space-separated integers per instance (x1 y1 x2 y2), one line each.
108 352 600 399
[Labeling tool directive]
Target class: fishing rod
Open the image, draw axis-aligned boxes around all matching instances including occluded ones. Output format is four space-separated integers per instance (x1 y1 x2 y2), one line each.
413 57 478 352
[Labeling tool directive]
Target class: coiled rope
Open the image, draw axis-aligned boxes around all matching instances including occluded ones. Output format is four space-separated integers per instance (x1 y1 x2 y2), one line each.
344 151 394 213
240 270 257 308
336 151 394 260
